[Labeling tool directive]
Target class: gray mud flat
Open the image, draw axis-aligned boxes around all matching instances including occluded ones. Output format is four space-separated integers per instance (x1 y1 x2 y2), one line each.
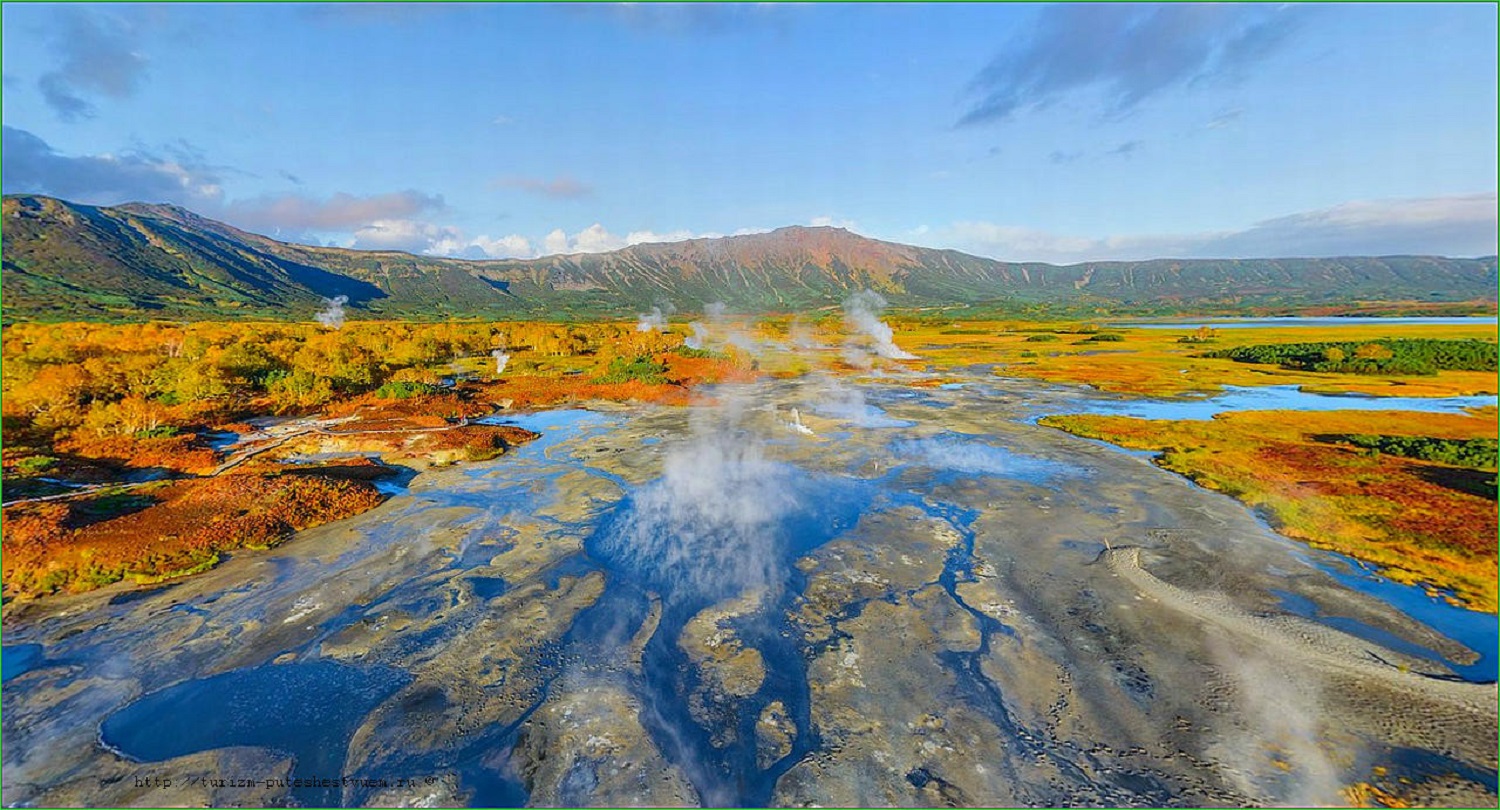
2 380 1495 808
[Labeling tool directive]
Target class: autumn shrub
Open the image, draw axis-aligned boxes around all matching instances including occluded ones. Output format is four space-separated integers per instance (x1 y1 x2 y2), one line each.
598 355 670 385
1330 435 1499 469
675 346 726 360
1209 339 1497 376
14 456 57 475
2 473 386 598
374 381 446 400
264 368 335 413
134 426 181 439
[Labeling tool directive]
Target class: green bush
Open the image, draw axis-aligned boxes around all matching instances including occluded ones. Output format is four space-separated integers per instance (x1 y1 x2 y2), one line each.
134 426 181 439
75 492 157 521
1024 334 1060 343
1331 435 1498 469
14 455 58 475
374 381 446 400
1207 339 1497 376
1082 333 1125 343
598 355 669 385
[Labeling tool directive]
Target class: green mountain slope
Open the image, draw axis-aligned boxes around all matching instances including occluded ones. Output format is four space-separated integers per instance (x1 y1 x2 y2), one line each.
2 195 1495 322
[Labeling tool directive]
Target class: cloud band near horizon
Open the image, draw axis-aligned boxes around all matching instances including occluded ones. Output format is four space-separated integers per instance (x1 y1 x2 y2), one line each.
2 126 1493 263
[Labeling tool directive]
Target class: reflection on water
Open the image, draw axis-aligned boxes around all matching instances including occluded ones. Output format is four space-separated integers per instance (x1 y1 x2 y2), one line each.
476 408 607 434
1302 552 1498 683
2 644 45 683
1272 589 1467 673
590 468 873 606
891 434 1065 484
100 661 412 807
465 575 509 600
811 385 916 427
1067 384 1497 421
577 472 874 805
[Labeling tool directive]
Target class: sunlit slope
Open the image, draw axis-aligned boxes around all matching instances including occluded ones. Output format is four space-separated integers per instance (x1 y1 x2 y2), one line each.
4 194 1496 321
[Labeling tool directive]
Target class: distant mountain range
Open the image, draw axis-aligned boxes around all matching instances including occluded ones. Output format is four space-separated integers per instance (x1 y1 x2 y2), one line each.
3 194 1496 321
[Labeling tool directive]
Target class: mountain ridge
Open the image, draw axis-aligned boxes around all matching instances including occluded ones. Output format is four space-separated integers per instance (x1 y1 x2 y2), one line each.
3 194 1496 322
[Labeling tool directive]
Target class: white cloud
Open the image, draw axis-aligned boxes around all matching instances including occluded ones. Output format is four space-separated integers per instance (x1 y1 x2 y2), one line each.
349 219 455 252
1210 193 1498 258
350 219 533 259
918 193 1498 264
532 223 766 256
810 215 857 230
433 232 534 259
574 223 627 253
625 228 699 245
542 228 572 256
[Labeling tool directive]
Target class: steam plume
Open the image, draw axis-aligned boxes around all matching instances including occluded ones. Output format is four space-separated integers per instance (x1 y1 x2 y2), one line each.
842 290 915 362
316 295 349 329
1209 639 1346 806
786 408 814 436
599 402 799 604
637 300 677 332
812 376 912 428
492 349 511 375
683 302 730 350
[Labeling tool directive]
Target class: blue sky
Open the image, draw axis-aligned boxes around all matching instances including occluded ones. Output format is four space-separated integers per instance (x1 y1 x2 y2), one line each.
3 2 1496 262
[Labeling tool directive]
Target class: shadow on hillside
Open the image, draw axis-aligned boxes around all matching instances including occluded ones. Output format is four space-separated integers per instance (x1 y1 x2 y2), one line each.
1413 464 1498 502
277 258 387 305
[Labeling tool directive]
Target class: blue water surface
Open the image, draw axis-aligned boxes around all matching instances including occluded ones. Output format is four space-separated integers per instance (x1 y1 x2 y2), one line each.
1066 385 1496 421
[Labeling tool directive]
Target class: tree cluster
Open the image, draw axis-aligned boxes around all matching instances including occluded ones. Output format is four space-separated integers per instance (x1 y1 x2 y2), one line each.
1207 339 1497 376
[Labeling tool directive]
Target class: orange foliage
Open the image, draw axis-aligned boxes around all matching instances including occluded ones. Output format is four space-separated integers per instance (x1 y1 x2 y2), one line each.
54 433 221 476
1 318 759 600
323 391 492 421
2 471 386 598
480 377 699 409
663 353 759 388
1342 782 1411 808
294 424 540 463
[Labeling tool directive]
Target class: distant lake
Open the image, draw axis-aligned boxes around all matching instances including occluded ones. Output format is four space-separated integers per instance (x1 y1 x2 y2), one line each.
1114 316 1498 329
1064 384 1498 421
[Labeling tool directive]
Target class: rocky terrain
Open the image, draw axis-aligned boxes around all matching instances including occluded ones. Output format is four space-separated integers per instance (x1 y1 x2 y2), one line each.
3 372 1493 808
